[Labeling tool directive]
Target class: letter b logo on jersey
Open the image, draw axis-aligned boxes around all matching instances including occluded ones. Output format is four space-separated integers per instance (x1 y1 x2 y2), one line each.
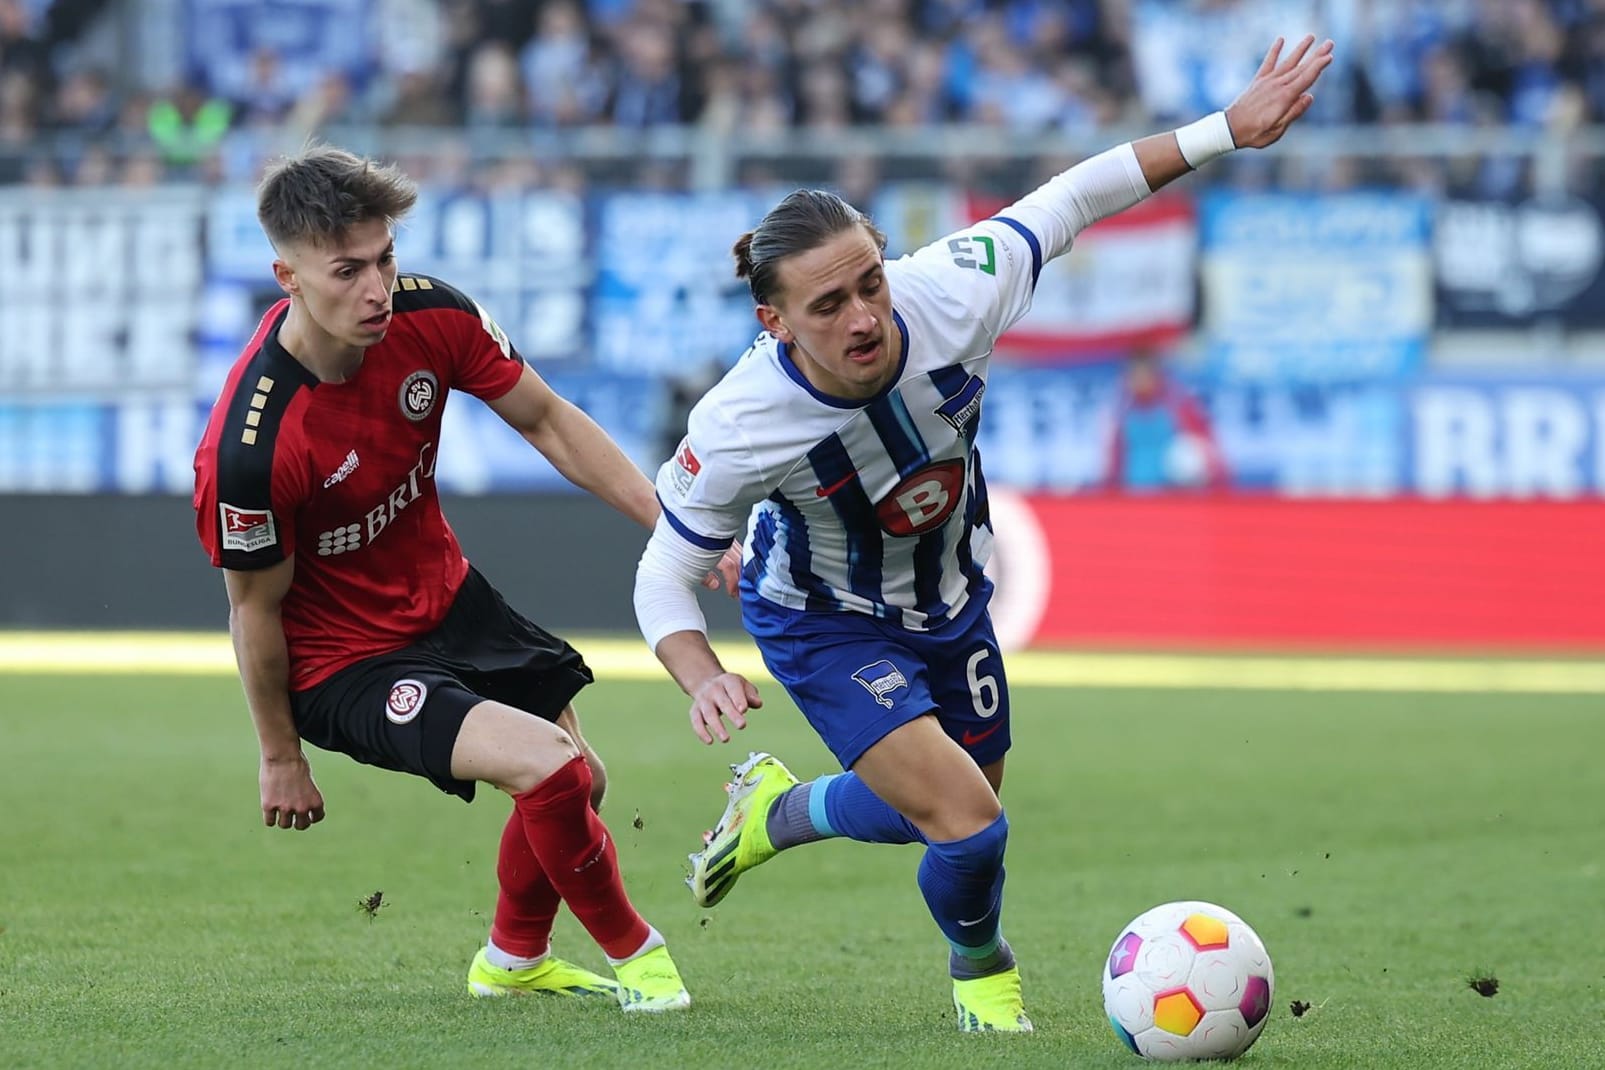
875 460 965 537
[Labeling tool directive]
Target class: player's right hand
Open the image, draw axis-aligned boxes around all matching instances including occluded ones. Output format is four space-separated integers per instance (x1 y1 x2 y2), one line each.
688 672 764 745
1224 34 1334 149
259 752 326 830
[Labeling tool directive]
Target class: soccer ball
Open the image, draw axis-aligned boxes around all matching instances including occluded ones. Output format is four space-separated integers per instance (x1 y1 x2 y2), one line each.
1102 900 1274 1061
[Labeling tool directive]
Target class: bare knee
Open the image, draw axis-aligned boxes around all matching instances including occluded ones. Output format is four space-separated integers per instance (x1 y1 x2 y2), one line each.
497 732 581 796
909 792 1001 842
450 701 582 795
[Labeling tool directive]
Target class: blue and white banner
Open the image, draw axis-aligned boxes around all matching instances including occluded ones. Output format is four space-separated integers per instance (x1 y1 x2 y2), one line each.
9 364 1605 499
1200 192 1433 384
976 366 1605 499
203 186 591 369
0 188 206 394
0 372 665 495
588 190 769 375
1407 372 1605 498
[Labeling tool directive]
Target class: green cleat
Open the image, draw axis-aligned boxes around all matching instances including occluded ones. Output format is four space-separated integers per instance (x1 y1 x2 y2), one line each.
953 966 1034 1033
466 947 620 999
613 945 691 1012
686 752 799 909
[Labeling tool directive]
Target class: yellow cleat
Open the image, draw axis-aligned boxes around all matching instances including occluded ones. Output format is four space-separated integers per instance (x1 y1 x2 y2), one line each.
686 752 799 909
466 947 620 999
613 945 691 1012
953 967 1034 1033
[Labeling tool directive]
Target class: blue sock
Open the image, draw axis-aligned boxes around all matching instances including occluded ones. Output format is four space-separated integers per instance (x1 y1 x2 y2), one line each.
917 811 1013 977
817 772 926 845
767 772 926 848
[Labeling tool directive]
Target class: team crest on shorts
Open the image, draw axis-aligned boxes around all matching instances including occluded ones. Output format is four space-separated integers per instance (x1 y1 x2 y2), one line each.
399 370 438 421
852 659 908 708
385 679 428 724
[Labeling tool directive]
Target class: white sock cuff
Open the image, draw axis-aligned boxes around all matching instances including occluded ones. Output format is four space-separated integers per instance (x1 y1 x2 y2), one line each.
485 937 549 971
606 925 665 967
1174 111 1237 170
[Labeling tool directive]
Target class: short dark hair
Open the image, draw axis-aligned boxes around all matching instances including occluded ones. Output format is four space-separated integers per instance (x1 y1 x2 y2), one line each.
733 189 888 305
256 145 418 250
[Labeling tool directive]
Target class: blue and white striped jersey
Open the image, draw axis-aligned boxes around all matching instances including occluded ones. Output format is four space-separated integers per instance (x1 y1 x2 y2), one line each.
654 213 1050 632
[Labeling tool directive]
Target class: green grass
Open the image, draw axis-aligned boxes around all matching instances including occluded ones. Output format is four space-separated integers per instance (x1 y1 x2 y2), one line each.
1 671 1601 1068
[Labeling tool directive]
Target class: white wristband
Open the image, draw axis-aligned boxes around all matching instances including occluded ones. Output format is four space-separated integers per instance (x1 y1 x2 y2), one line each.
1174 111 1237 170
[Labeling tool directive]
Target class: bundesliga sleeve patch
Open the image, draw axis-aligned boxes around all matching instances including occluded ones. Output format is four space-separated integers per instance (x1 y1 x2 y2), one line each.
219 502 277 553
472 299 512 358
669 438 701 496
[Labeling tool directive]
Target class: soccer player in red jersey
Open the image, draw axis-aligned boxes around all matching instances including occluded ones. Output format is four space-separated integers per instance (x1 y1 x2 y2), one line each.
193 146 733 1010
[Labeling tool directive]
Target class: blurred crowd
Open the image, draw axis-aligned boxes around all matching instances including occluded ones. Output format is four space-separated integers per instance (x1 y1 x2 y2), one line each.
4 0 1605 190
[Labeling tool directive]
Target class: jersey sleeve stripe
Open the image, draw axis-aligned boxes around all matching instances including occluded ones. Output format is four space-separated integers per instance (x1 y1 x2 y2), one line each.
658 498 732 552
990 215 1043 286
213 341 307 569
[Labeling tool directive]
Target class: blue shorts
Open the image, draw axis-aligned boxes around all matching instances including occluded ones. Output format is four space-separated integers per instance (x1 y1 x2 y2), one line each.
743 583 1011 770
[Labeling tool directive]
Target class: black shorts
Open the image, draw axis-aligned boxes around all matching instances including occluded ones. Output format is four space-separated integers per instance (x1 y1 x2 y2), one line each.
290 566 593 802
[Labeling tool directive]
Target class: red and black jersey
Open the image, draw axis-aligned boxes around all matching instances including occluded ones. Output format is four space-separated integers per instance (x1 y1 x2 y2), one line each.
193 274 526 691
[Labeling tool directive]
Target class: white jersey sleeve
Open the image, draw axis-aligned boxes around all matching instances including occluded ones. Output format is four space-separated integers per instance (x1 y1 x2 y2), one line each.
637 397 768 649
899 214 1045 348
900 142 1152 344
652 398 768 552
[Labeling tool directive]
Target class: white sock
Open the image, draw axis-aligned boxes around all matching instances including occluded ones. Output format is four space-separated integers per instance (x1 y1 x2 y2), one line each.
606 925 665 967
485 937 549 971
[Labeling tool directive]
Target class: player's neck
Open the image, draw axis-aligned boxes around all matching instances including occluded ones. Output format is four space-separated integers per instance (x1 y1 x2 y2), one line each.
279 301 365 384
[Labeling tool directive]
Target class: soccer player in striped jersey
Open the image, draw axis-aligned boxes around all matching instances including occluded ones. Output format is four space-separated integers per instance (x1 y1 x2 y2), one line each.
634 37 1333 1032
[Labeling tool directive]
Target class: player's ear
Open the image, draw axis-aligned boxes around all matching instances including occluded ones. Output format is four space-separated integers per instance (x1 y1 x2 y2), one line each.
271 259 301 298
756 303 792 344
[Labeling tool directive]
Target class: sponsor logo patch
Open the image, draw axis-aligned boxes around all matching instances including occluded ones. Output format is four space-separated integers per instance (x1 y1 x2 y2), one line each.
669 437 701 496
317 443 437 556
874 460 965 537
385 679 427 724
316 523 362 556
852 659 909 709
399 370 438 421
219 503 277 553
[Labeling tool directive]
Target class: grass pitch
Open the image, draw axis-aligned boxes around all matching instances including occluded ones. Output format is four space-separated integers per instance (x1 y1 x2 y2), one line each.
1 664 1601 1069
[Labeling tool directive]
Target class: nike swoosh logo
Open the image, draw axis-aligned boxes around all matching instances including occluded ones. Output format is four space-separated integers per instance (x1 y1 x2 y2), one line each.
815 472 856 497
961 722 1003 747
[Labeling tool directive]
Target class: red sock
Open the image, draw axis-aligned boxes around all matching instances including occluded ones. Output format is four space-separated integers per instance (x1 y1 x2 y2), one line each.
489 809 560 959
512 755 650 960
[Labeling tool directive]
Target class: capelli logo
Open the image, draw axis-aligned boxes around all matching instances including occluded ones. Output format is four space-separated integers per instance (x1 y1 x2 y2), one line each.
323 450 360 488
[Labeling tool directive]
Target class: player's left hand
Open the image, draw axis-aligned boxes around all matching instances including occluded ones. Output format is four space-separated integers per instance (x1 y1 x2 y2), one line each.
703 541 742 597
1225 35 1335 150
688 671 763 744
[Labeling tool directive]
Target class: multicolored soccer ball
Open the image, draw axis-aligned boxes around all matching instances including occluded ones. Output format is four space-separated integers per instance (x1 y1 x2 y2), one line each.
1102 900 1275 1061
